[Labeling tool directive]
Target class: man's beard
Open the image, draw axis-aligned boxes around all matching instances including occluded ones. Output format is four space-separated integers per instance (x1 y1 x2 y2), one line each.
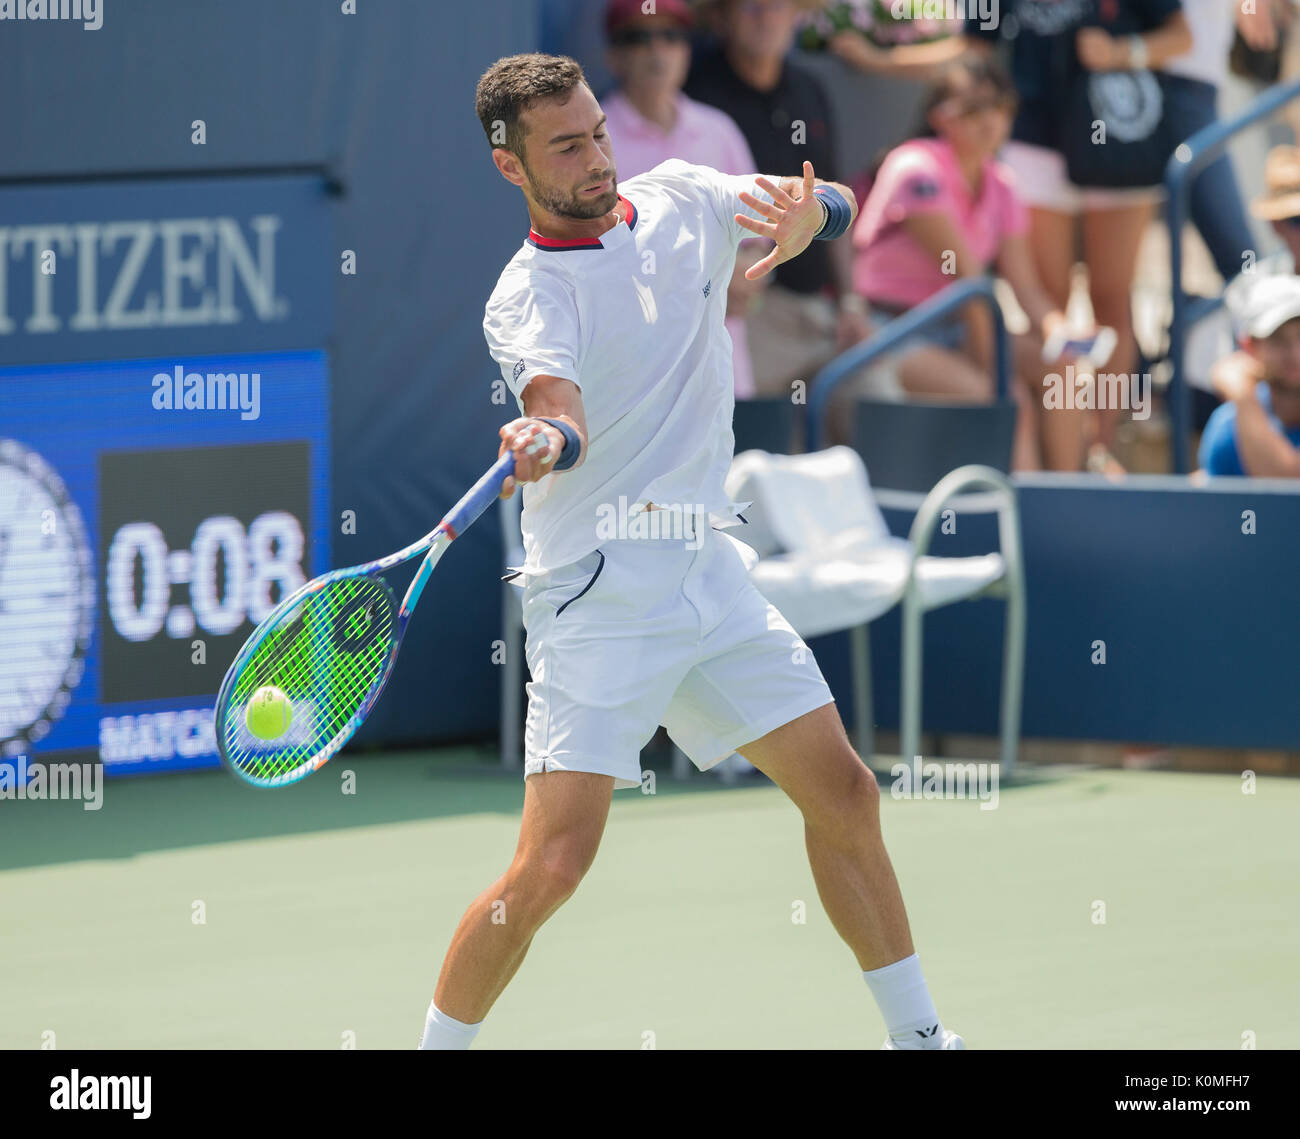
526 162 619 220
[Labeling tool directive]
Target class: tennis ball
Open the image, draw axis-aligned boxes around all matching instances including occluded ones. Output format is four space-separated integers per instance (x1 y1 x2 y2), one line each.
246 685 293 741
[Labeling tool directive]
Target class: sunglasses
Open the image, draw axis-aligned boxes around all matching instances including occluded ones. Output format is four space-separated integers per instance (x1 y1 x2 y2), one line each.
1278 215 1300 229
611 27 690 47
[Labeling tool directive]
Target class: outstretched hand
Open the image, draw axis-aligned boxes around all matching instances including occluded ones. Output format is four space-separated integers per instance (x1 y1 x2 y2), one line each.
737 161 824 282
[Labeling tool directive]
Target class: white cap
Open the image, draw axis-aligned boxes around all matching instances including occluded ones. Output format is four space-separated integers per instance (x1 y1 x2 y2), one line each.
1241 274 1300 340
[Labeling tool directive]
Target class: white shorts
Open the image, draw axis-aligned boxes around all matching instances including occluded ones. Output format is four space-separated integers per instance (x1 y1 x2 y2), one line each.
518 522 835 790
1000 140 1163 214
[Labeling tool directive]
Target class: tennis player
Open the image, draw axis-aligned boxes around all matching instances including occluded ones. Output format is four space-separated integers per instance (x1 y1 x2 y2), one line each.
418 52 963 1051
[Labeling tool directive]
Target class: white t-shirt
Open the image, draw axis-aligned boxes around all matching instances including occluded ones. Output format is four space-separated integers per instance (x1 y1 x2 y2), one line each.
1163 0 1234 87
483 159 771 577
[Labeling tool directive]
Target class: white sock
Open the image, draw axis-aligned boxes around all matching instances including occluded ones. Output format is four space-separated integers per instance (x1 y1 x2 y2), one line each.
862 953 944 1049
418 999 482 1050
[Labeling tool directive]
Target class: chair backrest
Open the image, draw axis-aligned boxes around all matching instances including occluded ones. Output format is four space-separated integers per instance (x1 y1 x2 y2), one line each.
733 397 796 455
852 398 1017 494
725 446 892 557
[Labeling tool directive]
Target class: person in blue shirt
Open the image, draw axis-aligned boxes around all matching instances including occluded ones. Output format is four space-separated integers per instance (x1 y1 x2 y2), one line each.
1200 276 1300 477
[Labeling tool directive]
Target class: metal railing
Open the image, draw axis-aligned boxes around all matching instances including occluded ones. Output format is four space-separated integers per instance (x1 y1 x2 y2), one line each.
1165 77 1300 473
806 276 1011 451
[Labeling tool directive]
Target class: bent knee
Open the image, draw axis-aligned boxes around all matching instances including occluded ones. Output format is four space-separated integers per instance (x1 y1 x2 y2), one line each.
512 842 597 906
807 757 880 839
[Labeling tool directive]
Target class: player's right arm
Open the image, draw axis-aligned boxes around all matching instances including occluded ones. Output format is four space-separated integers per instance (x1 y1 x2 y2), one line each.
497 375 588 499
483 267 589 499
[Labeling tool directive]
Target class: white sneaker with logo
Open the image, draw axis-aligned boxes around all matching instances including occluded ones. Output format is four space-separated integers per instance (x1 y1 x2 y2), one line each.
881 1029 965 1050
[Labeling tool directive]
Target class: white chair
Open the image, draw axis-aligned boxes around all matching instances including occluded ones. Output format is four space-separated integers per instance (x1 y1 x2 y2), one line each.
716 446 1025 772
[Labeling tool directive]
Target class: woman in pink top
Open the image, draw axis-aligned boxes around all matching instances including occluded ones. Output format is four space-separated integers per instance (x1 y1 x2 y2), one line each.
851 57 1087 471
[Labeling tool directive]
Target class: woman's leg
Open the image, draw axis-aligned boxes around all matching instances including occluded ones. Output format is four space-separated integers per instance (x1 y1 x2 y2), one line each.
1082 200 1154 449
894 344 992 401
1012 331 1090 472
1022 207 1079 467
1028 206 1076 310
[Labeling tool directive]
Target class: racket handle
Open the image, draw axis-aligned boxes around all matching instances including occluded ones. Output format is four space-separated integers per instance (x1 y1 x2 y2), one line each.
440 452 516 539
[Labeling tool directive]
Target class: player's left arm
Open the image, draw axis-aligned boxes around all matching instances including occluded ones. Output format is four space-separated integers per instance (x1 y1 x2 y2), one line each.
737 161 858 282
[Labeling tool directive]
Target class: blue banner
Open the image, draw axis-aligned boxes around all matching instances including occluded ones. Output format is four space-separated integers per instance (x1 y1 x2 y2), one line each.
0 174 333 366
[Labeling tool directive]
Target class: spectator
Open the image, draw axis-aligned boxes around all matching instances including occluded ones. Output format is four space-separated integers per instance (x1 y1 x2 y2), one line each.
1185 144 1300 435
600 0 769 397
1164 0 1257 283
967 0 1192 473
687 0 872 401
850 56 1084 470
1199 275 1300 476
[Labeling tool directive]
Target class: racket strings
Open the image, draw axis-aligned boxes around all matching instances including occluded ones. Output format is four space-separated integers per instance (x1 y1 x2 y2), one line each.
219 576 397 781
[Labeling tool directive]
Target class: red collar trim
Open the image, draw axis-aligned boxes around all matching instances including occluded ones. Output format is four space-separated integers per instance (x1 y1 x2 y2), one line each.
527 195 637 251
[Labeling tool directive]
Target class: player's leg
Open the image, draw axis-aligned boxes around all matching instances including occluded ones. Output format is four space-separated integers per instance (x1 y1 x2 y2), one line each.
739 701 957 1048
664 530 960 1046
737 702 913 972
420 769 613 1047
421 538 696 1048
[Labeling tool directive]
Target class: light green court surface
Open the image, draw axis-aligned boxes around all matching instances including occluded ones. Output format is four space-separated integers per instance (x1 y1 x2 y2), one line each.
2 752 1297 1050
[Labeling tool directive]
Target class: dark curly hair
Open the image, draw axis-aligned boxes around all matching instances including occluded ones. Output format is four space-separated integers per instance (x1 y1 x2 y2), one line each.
475 53 590 160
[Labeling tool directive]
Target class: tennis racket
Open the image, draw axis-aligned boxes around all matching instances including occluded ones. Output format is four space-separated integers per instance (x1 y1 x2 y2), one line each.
214 452 515 788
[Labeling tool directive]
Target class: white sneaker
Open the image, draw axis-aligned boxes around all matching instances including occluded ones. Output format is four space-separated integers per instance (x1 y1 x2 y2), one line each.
881 1029 965 1049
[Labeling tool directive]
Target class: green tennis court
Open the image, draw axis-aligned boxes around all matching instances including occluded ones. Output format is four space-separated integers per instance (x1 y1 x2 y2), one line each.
3 752 1296 1050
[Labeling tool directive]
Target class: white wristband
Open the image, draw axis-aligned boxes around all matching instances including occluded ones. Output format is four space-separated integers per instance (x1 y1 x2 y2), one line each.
1128 34 1148 70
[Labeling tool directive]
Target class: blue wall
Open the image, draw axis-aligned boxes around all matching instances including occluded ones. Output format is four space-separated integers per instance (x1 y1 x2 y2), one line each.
826 474 1300 750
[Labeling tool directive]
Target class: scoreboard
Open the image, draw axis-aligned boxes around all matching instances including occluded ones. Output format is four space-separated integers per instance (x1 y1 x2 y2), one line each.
0 174 332 776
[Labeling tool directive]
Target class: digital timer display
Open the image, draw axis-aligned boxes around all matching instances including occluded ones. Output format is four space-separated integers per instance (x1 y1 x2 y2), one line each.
99 441 313 704
0 350 329 774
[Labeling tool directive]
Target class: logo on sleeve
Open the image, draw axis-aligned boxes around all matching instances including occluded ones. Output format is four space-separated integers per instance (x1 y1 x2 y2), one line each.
513 359 526 383
906 177 939 201
702 278 712 298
